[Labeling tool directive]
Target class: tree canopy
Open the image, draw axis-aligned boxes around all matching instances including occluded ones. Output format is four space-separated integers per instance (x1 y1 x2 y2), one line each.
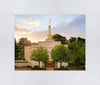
69 37 77 43
15 38 32 60
18 49 25 60
18 38 32 48
51 44 68 67
68 37 85 65
52 34 67 44
30 46 49 67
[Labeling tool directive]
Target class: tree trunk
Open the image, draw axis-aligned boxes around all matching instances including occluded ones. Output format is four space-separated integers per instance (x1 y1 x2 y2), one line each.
60 62 62 68
38 61 40 68
68 56 69 64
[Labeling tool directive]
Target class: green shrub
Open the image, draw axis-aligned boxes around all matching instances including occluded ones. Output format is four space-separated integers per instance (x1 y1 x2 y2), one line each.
26 65 32 68
60 66 65 68
33 66 39 69
15 57 18 60
66 66 85 70
69 63 77 66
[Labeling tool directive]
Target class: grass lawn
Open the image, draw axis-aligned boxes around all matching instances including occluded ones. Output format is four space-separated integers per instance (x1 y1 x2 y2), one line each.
66 66 85 70
54 65 85 70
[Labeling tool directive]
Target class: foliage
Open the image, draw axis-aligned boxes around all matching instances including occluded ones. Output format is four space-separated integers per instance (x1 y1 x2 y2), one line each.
15 39 20 59
26 65 32 68
69 37 77 43
51 45 68 67
18 49 25 60
15 38 32 60
66 66 85 70
33 66 39 69
68 37 85 65
30 46 49 67
18 38 32 48
52 34 68 44
54 65 85 70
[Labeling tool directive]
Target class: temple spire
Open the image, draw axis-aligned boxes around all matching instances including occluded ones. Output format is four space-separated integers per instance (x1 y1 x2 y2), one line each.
48 19 52 39
49 19 51 24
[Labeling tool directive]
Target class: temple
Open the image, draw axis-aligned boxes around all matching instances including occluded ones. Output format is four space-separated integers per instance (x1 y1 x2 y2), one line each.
24 19 68 68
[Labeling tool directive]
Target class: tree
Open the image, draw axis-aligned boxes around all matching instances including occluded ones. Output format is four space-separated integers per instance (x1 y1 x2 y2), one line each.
15 38 32 60
74 46 85 65
51 45 68 67
18 38 32 48
68 37 85 65
18 49 25 60
15 38 21 60
69 37 77 43
15 39 18 58
52 34 67 44
30 46 49 68
77 37 85 42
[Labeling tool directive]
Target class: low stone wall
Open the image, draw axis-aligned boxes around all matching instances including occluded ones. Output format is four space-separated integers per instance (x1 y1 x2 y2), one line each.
62 62 68 67
15 63 29 67
57 62 68 68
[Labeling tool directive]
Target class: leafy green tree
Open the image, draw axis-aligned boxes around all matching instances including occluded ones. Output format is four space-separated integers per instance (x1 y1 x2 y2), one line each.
30 46 49 68
77 37 85 42
69 37 77 43
51 45 68 67
68 37 85 65
52 34 67 44
67 49 73 63
18 49 25 60
75 46 85 65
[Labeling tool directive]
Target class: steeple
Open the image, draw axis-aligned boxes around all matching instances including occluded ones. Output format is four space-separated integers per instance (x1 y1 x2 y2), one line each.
49 19 51 24
48 19 52 39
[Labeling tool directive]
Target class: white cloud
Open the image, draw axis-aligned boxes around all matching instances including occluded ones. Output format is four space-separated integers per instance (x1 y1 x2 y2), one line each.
24 18 40 27
17 18 41 32
16 31 47 43
15 24 29 32
15 24 31 35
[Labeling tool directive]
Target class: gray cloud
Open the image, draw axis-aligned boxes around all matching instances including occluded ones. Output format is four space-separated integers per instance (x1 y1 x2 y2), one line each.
51 15 85 39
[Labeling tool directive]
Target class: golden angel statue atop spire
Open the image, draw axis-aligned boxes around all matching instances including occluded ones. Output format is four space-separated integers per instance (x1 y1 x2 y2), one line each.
49 19 51 24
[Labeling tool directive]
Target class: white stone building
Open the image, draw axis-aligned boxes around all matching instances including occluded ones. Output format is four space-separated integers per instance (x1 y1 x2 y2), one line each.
25 19 68 68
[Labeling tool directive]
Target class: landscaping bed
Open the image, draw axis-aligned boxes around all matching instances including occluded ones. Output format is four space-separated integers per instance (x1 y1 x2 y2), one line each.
15 61 28 63
15 66 46 70
54 65 85 70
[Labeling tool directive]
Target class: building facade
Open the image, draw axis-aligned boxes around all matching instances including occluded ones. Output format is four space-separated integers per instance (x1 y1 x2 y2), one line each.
25 19 68 68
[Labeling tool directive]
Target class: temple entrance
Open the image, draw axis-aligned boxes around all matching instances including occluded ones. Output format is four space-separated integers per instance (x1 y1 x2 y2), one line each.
47 61 54 68
45 61 55 68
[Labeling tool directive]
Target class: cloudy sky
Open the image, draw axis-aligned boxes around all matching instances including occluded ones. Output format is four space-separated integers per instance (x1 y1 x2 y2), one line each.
15 15 85 43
